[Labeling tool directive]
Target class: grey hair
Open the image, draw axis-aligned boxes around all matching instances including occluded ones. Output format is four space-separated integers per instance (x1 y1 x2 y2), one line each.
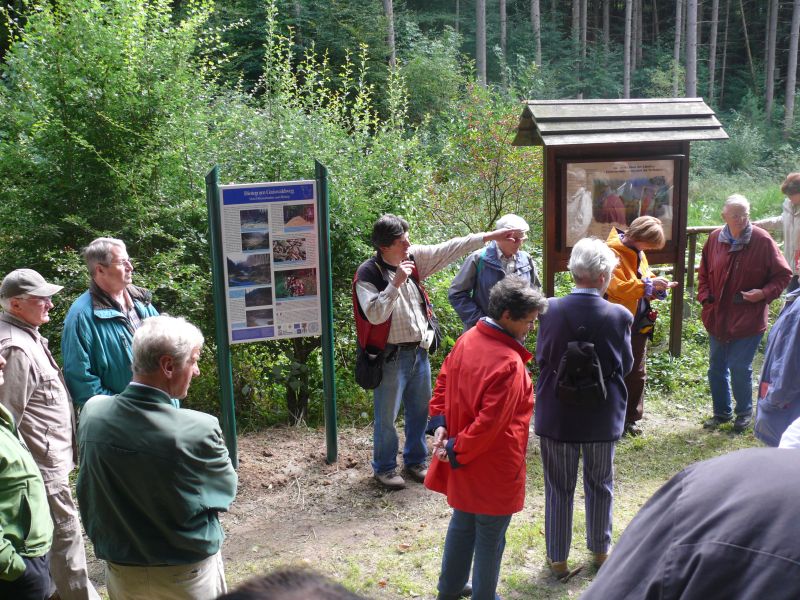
724 194 750 214
496 214 530 233
83 237 126 278
487 276 548 320
132 315 204 375
568 237 619 283
0 294 30 312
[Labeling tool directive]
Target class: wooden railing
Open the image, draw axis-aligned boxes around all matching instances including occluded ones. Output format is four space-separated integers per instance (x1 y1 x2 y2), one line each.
684 225 719 302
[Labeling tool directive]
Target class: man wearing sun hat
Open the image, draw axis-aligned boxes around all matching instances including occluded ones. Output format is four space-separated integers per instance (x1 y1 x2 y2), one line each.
0 269 99 600
449 213 541 331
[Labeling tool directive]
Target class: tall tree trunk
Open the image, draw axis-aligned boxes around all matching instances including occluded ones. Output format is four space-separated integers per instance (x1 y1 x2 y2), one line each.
581 0 587 58
654 0 660 40
572 0 580 44
293 1 302 47
456 0 460 35
708 0 719 100
383 0 396 68
500 0 507 58
631 0 638 72
500 0 507 88
625 0 633 98
765 0 778 122
720 0 730 106
603 0 611 50
686 0 697 96
786 0 800 138
739 0 756 85
532 0 542 64
673 0 684 96
636 0 644 68
477 0 487 85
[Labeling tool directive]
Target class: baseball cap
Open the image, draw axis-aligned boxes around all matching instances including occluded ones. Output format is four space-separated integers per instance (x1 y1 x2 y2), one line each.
0 269 63 299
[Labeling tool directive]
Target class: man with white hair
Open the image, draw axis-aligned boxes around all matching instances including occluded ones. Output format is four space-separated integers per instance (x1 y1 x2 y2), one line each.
77 315 237 600
698 194 790 432
61 237 159 407
534 238 633 579
449 214 541 330
0 269 98 600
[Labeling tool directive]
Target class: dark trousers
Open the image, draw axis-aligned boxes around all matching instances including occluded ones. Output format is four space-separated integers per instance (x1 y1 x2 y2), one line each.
625 332 649 423
0 554 51 600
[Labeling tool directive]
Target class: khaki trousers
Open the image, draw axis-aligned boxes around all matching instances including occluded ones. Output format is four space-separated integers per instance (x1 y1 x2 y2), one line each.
45 479 100 600
106 551 227 600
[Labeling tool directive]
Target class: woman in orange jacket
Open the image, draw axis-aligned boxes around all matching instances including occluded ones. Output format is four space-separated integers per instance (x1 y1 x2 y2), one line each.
606 216 677 436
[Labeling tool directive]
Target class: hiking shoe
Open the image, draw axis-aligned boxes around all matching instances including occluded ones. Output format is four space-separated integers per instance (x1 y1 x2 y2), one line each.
547 558 583 581
592 552 608 568
703 415 732 429
624 422 642 437
374 470 406 490
733 414 752 433
403 463 428 483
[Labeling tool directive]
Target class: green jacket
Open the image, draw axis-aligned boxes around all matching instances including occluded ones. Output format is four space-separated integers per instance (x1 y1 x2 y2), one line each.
77 384 237 566
61 283 159 407
0 405 53 581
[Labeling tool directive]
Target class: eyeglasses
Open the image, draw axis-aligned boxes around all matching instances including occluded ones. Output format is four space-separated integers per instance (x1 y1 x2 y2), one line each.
104 258 134 268
20 296 53 305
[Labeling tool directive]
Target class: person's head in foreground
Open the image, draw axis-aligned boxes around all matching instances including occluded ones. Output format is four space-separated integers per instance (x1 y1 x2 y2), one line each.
217 568 367 600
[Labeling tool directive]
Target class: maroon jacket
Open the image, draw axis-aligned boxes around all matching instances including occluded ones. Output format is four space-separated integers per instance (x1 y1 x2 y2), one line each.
698 225 791 341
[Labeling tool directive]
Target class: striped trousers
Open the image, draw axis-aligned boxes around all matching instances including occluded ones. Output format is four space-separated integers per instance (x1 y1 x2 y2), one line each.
540 436 615 562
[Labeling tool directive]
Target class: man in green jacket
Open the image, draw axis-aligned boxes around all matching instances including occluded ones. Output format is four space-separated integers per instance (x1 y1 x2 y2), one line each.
77 315 237 600
61 237 159 407
0 353 54 599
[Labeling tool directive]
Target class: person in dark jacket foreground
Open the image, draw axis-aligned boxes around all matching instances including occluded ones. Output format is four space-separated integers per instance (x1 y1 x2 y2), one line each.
581 447 800 600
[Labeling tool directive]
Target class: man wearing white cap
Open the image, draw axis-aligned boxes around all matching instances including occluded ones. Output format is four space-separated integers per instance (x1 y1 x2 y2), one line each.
449 214 541 330
0 269 99 600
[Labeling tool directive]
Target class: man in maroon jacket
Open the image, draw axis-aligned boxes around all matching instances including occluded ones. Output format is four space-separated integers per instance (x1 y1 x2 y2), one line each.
698 194 791 432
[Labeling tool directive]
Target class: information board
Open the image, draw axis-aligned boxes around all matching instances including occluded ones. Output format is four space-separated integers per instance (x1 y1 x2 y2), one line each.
219 180 321 343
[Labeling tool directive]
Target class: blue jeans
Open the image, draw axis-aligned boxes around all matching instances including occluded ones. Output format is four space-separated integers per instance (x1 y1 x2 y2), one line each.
372 346 430 474
437 509 512 600
708 333 763 418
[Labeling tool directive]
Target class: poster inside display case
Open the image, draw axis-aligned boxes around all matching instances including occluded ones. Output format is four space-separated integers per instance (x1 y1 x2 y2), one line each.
561 158 680 247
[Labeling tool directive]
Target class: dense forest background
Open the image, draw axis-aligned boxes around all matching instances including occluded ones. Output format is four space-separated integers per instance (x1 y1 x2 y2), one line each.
0 0 798 429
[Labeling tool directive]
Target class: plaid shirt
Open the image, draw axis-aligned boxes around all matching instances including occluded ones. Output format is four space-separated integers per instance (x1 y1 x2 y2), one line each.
356 233 485 344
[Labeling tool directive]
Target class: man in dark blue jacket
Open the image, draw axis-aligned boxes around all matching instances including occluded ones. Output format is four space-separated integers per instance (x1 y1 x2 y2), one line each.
535 237 633 579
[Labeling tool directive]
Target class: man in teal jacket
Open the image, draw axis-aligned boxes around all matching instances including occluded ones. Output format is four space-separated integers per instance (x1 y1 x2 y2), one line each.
77 315 237 600
61 237 159 407
0 354 54 599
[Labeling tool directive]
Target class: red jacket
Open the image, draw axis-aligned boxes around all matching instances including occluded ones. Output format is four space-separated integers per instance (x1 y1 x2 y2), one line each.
424 320 533 516
698 225 791 341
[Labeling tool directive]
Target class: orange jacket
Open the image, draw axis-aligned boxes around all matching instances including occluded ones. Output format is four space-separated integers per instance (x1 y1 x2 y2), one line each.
605 228 654 316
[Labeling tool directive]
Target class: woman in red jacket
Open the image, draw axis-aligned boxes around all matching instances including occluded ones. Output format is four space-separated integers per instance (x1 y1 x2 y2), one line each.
425 277 547 600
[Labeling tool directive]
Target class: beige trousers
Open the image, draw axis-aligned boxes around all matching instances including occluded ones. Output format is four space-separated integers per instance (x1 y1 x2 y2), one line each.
106 551 227 600
45 479 100 600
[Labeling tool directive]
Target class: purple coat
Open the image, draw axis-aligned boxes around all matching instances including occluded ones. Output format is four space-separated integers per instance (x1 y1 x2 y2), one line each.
534 292 634 442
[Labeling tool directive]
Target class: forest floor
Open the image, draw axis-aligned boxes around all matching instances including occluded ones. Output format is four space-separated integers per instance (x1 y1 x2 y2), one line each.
85 397 758 599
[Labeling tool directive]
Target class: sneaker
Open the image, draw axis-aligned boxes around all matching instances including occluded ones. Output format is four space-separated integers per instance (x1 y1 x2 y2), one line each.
703 415 732 429
402 463 428 483
374 470 406 490
624 422 642 437
733 414 752 433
